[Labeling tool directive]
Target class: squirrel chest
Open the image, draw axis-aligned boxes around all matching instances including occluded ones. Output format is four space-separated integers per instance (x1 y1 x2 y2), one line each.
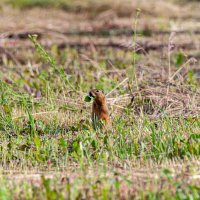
92 99 110 123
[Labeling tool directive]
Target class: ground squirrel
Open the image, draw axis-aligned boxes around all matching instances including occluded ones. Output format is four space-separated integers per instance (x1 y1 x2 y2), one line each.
88 89 111 129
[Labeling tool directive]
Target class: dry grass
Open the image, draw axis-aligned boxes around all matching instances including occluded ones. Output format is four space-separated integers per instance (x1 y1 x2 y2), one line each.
0 0 199 199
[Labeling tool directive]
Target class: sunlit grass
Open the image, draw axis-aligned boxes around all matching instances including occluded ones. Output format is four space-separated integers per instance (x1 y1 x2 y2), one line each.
0 0 200 197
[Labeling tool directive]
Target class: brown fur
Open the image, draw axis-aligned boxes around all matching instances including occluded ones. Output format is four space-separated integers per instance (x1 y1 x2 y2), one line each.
89 89 111 128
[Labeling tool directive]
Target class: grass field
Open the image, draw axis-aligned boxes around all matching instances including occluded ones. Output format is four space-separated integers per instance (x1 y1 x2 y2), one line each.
0 0 200 199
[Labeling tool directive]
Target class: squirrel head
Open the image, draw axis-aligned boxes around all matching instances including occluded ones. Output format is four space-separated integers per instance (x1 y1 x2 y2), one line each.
89 89 106 104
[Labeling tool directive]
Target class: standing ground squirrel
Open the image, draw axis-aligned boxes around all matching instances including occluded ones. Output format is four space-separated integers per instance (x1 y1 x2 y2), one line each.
88 89 111 129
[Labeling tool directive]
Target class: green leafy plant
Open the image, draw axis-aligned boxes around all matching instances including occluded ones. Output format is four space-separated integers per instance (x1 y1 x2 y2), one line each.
84 95 93 102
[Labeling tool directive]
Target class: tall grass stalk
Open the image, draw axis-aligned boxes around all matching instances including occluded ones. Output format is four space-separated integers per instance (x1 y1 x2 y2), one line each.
29 34 75 91
131 8 141 93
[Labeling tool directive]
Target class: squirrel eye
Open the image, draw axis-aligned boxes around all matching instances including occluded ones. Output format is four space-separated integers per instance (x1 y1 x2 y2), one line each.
96 89 99 93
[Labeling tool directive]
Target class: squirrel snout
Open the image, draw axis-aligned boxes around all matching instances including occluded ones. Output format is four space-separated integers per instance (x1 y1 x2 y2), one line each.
89 91 95 97
89 91 94 97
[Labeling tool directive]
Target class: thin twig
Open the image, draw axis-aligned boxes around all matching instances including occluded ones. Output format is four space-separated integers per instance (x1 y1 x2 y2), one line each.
106 78 128 97
169 58 197 81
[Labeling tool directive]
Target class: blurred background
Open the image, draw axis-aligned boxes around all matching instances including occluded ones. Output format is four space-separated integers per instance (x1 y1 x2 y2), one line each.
0 2 200 198
0 0 200 114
